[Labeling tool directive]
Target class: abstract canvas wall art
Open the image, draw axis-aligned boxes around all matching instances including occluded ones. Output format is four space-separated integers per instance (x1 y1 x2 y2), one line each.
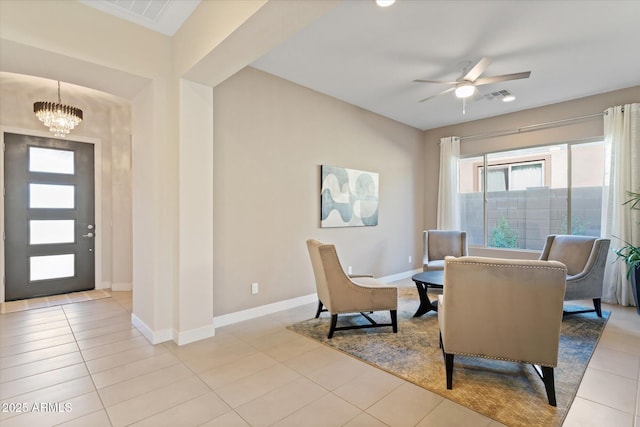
321 165 379 227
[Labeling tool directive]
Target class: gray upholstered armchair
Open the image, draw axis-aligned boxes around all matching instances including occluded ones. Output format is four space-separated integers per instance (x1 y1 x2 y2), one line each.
439 256 567 406
423 230 468 271
306 239 398 339
539 235 610 317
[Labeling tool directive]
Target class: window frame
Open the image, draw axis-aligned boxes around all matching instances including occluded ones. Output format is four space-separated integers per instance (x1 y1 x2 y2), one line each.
476 158 547 192
459 138 604 250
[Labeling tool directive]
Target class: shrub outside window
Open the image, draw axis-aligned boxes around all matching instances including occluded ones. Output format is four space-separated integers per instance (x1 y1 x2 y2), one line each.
458 141 604 250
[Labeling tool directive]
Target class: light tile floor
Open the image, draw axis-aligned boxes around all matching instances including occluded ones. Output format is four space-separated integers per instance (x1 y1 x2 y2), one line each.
1 280 639 426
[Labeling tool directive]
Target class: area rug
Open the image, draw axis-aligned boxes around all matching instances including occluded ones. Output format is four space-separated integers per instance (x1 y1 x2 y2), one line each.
287 287 609 427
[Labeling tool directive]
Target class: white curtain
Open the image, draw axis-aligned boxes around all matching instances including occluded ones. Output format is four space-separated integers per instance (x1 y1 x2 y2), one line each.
437 136 461 230
602 103 640 306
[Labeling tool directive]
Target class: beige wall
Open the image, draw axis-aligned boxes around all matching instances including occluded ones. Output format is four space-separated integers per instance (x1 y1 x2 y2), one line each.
1 0 179 338
0 72 133 291
0 0 342 343
423 86 640 233
1 0 637 341
212 67 424 315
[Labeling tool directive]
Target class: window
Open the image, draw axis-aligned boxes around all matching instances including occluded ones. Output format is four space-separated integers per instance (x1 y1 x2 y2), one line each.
479 160 545 192
458 141 605 250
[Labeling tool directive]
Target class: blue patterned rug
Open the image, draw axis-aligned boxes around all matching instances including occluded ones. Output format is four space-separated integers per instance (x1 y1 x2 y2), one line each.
288 287 608 427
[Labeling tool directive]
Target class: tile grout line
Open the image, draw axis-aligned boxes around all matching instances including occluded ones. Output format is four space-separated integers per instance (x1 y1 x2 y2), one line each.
60 302 115 427
235 316 399 426
72 295 224 426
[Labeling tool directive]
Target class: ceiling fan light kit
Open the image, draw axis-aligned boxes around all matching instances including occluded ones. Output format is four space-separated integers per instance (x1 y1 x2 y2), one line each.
414 57 531 110
376 0 396 7
455 84 476 98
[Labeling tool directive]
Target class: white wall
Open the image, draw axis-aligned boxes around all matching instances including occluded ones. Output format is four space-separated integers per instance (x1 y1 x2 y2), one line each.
176 79 214 344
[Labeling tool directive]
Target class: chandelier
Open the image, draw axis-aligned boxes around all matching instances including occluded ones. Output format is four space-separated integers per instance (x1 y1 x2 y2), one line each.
33 81 83 137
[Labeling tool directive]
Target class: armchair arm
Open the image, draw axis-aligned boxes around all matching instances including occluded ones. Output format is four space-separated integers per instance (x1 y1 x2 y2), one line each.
565 239 610 301
423 230 431 265
568 239 610 280
538 235 555 261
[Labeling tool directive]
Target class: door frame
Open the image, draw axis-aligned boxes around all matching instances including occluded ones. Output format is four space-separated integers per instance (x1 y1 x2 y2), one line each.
0 126 102 303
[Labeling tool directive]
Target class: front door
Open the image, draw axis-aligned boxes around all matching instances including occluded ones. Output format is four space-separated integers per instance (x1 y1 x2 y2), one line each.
4 132 95 301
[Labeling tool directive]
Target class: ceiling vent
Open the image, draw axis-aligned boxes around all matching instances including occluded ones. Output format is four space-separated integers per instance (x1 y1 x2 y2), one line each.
103 0 170 22
483 89 512 100
79 0 200 35
481 89 516 102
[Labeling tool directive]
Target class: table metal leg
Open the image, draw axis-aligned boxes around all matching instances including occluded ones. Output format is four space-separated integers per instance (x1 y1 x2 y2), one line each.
413 281 436 317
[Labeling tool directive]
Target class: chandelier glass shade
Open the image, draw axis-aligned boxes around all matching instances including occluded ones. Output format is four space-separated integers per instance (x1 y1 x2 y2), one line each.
34 81 83 137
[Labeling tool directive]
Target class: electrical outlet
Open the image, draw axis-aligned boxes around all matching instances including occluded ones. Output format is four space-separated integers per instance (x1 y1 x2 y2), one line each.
409 256 412 263
348 266 353 275
251 282 259 294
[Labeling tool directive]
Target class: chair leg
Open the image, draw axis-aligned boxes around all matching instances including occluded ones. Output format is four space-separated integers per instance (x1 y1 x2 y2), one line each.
445 353 454 389
593 298 602 318
541 366 557 406
315 300 324 318
328 314 338 339
390 310 398 333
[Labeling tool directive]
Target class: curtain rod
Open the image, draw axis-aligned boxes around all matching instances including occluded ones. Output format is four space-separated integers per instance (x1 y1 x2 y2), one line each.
459 111 606 142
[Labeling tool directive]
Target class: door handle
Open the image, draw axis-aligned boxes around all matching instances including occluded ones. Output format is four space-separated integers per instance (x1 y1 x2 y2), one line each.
83 232 94 238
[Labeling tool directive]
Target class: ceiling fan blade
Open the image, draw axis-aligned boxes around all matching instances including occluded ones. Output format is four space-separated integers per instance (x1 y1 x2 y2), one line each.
418 87 456 102
474 71 531 86
462 57 492 82
413 79 459 85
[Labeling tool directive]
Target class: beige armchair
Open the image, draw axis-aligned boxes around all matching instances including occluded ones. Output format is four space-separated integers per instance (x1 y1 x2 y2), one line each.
539 235 610 317
439 256 567 406
306 239 398 339
423 230 468 271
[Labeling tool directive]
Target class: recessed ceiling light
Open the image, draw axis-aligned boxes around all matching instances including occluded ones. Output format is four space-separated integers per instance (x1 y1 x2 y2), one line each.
376 0 396 7
502 94 516 102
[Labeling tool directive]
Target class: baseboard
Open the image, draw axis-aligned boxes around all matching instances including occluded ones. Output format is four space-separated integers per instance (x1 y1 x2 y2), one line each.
211 269 419 329
213 293 317 328
111 282 133 291
129 269 419 343
131 313 172 344
173 323 216 346
378 268 422 283
97 281 111 290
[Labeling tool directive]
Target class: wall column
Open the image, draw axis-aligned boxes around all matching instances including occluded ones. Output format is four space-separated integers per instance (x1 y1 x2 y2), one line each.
131 80 176 344
175 79 214 344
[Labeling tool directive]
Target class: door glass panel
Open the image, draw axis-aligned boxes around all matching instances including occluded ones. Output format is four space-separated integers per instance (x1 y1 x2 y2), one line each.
29 147 75 174
29 184 75 209
30 254 75 281
29 220 75 245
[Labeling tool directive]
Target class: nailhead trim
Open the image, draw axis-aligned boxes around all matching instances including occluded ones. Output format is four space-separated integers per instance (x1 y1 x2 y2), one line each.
447 350 556 367
448 260 566 272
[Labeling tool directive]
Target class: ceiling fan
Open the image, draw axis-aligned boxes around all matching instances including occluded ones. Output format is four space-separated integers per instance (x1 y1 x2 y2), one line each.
414 57 531 103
